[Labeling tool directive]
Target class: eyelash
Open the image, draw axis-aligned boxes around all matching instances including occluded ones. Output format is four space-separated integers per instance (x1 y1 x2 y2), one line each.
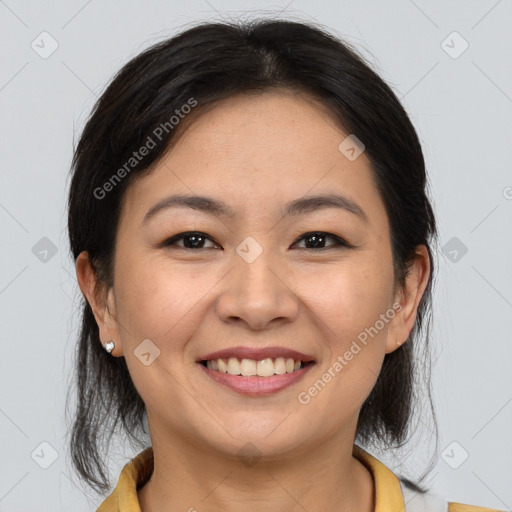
161 231 352 251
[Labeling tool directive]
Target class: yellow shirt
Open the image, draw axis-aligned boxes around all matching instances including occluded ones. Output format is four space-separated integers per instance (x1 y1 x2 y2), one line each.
97 444 504 512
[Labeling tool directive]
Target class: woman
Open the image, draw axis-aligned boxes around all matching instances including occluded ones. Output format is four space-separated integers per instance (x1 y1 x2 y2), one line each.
66 19 502 512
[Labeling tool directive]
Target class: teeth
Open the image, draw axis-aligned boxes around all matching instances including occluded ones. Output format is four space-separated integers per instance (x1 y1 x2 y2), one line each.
240 358 257 376
274 357 287 375
257 358 274 377
227 357 240 375
218 359 228 373
205 357 306 377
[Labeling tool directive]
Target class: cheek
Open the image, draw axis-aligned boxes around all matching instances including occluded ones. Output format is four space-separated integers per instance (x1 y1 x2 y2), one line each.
295 261 392 424
113 258 210 411
114 255 219 349
296 256 394 338
296 256 394 407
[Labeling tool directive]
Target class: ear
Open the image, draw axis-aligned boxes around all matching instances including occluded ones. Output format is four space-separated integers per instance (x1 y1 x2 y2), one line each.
75 251 123 356
385 245 431 354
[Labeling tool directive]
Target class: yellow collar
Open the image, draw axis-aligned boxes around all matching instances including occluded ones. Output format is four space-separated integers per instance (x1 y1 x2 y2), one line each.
97 443 406 512
352 444 405 511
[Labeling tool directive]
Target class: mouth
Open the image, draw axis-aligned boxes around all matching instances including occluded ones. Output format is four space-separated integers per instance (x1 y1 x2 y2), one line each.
195 347 317 395
197 357 316 396
198 357 316 377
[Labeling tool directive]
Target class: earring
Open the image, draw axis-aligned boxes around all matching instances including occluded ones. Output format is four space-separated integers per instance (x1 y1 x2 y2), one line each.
103 341 115 354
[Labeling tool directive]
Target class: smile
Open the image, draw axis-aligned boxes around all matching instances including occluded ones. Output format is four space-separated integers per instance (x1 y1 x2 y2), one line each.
197 358 316 396
201 357 311 377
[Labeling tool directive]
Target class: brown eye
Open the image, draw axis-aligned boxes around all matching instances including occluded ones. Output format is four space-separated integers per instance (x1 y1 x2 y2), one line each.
161 231 351 252
292 232 351 250
162 232 220 250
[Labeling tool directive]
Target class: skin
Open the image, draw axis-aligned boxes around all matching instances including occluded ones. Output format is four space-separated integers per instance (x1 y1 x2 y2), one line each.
76 89 430 512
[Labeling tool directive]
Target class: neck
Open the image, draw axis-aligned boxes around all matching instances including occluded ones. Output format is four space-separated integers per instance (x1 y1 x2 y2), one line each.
138 420 374 512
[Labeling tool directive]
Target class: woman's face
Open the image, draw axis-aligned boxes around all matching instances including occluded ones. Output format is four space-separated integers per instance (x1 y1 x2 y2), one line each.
85 89 426 459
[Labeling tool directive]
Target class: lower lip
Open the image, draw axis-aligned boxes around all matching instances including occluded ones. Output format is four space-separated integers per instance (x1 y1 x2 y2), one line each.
197 362 316 396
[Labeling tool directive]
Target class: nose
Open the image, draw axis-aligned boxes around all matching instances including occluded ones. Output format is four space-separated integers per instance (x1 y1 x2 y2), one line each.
216 250 300 331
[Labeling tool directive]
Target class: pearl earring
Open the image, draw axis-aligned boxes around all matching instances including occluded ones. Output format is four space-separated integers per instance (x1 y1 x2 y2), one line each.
103 341 115 354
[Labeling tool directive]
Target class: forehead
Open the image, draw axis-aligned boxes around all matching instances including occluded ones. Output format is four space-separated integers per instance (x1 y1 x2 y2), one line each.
171 89 355 170
120 89 386 229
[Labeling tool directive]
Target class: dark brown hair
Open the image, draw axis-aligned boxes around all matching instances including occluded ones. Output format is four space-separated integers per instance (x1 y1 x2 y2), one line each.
66 18 439 495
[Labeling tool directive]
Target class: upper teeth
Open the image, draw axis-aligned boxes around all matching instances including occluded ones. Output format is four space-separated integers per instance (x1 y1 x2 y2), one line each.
206 357 304 377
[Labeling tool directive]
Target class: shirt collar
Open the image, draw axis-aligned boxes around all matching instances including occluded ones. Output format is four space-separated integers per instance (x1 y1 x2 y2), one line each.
352 443 406 512
97 444 406 512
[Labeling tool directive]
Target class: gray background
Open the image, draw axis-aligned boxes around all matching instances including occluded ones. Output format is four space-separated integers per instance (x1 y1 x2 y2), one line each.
0 1 511 511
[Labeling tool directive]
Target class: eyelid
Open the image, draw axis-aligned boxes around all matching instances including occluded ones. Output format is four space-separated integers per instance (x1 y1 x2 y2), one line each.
291 231 352 250
161 231 220 249
161 231 352 250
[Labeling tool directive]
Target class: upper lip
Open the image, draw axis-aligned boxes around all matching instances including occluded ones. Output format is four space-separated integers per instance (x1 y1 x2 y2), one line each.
198 346 316 362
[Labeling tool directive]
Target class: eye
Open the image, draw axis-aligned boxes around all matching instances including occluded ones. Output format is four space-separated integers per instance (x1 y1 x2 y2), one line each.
161 231 220 250
161 231 351 251
291 231 351 251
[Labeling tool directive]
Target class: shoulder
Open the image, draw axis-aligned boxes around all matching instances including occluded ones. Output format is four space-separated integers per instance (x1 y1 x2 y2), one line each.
448 503 507 512
400 479 505 512
96 447 154 512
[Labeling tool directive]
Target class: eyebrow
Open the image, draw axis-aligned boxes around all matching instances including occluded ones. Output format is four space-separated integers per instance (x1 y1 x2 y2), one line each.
142 193 369 225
